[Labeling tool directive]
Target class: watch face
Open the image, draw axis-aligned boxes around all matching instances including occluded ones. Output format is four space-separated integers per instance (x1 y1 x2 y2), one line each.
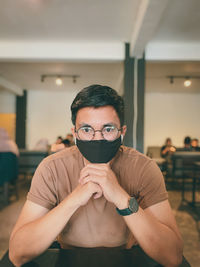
116 197 139 216
129 197 139 213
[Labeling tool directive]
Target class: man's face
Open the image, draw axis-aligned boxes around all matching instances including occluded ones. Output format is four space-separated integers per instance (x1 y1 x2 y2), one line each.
72 106 126 141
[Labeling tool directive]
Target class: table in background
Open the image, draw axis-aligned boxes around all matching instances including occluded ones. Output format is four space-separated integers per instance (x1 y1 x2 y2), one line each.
190 161 200 207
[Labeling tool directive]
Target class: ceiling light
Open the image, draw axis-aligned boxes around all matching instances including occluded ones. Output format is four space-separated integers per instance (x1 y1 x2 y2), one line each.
41 74 80 84
55 77 63 86
184 78 191 87
166 75 200 86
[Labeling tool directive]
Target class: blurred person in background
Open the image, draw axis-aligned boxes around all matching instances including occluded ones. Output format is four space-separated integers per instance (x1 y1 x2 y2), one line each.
61 138 70 148
56 136 63 144
33 138 49 151
51 136 65 153
183 136 192 150
160 138 176 176
161 138 176 159
191 138 200 151
65 133 75 146
0 128 19 156
0 128 19 190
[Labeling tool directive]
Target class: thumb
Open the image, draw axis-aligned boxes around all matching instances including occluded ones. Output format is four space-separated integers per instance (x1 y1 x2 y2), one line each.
93 186 103 199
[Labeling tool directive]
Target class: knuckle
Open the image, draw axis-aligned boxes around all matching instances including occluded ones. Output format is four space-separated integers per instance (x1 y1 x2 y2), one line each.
86 181 93 189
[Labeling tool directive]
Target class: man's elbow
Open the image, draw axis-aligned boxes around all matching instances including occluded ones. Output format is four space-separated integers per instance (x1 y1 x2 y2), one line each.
9 248 30 267
166 244 184 267
9 250 25 267
170 253 183 267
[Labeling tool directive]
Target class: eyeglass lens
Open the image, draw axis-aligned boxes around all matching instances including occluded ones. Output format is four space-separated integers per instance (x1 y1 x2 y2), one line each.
77 125 120 141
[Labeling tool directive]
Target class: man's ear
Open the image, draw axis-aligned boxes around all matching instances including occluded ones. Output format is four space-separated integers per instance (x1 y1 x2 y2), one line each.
121 125 127 137
71 127 77 145
71 127 76 139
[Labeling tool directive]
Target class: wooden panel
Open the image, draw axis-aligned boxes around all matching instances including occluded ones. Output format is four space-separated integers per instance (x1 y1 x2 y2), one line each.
0 113 16 140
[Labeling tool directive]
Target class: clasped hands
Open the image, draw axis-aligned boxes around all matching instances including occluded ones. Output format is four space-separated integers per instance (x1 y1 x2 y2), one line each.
77 163 130 209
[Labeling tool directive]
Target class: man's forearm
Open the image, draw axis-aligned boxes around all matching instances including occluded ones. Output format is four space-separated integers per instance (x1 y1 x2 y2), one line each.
124 207 183 267
9 196 79 266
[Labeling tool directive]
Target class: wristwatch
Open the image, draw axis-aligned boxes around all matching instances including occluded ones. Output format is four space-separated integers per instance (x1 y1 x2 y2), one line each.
116 197 139 216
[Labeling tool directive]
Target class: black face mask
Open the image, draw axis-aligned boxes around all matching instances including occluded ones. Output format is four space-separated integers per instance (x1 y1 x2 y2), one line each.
76 136 122 163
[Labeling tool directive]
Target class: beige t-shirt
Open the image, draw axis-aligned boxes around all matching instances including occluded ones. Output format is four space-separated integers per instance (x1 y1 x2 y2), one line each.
27 146 168 248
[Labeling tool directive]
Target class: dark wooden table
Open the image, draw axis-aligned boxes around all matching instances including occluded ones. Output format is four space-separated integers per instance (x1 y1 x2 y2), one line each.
0 246 190 267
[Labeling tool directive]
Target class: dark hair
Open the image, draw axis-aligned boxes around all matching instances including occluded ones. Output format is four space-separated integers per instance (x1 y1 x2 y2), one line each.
184 136 191 145
62 139 70 146
71 84 124 126
165 138 171 144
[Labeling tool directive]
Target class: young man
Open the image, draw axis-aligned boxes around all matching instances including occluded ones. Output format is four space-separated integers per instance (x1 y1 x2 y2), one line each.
9 85 183 267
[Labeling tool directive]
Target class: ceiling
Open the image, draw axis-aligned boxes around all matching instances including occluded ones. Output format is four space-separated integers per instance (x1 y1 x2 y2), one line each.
151 0 200 42
0 0 138 42
0 0 200 95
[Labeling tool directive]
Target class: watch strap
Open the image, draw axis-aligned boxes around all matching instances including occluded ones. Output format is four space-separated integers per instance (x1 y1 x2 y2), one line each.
116 197 139 216
116 207 133 216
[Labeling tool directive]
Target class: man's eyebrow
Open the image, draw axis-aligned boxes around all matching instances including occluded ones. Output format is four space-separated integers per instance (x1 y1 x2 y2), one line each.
77 122 118 128
103 123 118 127
78 123 92 128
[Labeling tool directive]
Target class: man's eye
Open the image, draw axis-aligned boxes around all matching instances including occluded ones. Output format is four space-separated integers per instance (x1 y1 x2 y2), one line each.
81 127 92 133
104 126 115 133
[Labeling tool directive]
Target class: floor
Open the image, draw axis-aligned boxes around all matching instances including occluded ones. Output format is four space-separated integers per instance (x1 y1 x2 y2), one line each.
0 179 200 267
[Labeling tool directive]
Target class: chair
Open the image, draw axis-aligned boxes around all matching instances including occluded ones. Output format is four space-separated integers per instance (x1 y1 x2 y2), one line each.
0 152 18 204
18 150 48 179
146 146 166 171
146 146 161 158
171 151 200 203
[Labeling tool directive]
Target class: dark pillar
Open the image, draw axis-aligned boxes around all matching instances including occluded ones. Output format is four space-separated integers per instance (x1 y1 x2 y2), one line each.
123 43 134 147
16 90 27 148
136 56 145 153
123 43 145 152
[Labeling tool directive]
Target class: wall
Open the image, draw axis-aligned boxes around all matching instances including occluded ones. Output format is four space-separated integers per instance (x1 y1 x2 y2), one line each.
27 89 77 149
26 89 200 152
144 92 200 151
0 89 16 139
0 89 15 113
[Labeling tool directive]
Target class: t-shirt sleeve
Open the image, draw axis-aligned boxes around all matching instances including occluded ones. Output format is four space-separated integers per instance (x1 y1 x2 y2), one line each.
136 160 168 209
27 161 57 210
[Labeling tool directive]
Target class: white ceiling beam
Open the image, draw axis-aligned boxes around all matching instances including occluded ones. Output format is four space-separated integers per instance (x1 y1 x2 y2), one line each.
130 0 170 58
0 42 124 62
0 76 23 95
146 42 200 61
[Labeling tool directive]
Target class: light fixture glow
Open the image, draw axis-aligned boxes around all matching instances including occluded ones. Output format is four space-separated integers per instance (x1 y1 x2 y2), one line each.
184 79 191 87
55 77 63 86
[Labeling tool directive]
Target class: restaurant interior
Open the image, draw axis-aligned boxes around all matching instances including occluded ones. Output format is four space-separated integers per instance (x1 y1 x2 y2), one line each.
0 0 200 266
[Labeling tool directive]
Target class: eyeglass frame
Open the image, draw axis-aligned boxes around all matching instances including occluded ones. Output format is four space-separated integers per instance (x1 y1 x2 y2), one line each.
75 124 123 141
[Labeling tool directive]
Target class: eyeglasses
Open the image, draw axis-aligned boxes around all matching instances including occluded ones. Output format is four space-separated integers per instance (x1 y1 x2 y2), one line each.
75 125 122 141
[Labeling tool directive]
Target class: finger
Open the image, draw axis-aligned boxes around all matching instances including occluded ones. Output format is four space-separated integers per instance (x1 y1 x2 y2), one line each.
79 168 90 183
80 168 106 183
93 189 103 199
85 163 108 171
82 175 104 187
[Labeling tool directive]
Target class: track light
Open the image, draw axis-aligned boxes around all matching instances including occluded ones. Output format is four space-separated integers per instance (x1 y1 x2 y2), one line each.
169 76 174 84
184 78 191 87
55 77 63 86
167 75 200 87
41 74 80 85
